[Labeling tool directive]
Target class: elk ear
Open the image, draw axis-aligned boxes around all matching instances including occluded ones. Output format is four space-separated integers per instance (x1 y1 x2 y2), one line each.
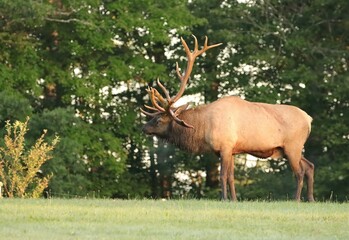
173 103 190 116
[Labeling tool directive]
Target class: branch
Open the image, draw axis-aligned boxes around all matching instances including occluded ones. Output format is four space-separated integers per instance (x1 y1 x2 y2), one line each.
45 17 95 27
46 5 94 27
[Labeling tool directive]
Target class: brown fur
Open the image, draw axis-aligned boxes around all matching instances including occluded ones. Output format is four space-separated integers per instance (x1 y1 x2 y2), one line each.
167 107 211 153
142 96 315 202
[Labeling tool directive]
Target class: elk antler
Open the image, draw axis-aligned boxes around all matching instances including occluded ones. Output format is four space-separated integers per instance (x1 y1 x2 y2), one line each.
171 35 222 104
141 35 222 128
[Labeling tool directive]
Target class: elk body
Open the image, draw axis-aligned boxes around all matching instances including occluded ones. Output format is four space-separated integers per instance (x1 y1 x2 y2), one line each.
141 36 315 202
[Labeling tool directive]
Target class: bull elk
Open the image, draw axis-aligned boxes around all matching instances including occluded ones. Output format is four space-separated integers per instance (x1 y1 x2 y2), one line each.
141 35 315 202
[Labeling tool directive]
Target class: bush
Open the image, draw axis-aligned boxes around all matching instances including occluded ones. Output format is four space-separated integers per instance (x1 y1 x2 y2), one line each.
0 117 59 198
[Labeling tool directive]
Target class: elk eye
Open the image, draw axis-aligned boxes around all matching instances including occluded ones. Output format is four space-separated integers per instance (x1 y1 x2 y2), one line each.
156 118 163 126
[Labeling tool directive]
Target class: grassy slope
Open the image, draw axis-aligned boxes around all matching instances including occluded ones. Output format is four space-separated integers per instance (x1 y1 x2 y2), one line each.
0 199 348 240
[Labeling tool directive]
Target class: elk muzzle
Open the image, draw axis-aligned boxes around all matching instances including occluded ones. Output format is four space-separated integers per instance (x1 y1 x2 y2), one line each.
142 124 153 135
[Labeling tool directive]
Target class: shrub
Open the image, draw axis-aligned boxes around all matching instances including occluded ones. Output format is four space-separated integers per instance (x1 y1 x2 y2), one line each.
0 117 59 198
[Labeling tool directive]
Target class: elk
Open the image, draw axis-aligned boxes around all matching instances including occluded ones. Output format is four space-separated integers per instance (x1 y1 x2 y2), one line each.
141 35 315 202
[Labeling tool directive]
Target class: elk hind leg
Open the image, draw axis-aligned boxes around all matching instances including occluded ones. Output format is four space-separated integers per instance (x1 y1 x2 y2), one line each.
285 150 305 201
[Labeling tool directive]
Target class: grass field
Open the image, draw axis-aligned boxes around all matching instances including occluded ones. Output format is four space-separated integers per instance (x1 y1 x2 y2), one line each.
0 199 348 240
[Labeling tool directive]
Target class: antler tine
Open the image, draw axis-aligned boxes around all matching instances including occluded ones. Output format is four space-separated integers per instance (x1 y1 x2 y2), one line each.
204 36 208 48
175 62 182 81
140 107 162 117
144 104 159 112
180 36 191 61
156 79 171 103
168 108 194 129
193 34 199 54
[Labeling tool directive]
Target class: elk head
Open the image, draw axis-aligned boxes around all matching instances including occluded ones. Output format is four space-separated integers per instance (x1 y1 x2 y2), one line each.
141 35 222 136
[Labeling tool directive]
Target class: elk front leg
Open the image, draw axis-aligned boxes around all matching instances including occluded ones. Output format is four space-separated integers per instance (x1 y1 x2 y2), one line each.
220 151 237 201
301 156 315 202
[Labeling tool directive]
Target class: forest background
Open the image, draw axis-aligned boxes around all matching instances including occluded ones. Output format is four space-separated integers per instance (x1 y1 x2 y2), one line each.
0 0 348 201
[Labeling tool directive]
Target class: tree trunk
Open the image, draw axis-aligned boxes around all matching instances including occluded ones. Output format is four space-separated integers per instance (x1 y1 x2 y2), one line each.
204 81 220 192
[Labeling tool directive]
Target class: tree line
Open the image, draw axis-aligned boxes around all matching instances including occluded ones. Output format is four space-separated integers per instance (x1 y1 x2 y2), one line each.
0 0 348 200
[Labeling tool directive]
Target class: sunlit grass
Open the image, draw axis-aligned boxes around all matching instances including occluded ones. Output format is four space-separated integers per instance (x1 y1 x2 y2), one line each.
1 199 348 239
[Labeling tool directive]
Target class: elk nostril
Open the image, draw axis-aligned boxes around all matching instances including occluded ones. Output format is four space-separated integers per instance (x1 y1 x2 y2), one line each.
142 126 150 134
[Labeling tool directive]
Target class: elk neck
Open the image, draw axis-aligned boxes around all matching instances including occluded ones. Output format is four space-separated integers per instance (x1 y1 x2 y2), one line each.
163 107 209 154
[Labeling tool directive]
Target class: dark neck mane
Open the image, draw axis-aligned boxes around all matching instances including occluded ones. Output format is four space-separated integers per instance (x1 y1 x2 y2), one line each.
161 107 208 153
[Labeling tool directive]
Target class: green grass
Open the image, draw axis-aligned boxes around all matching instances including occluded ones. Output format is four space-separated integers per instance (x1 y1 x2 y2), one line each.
0 199 348 240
